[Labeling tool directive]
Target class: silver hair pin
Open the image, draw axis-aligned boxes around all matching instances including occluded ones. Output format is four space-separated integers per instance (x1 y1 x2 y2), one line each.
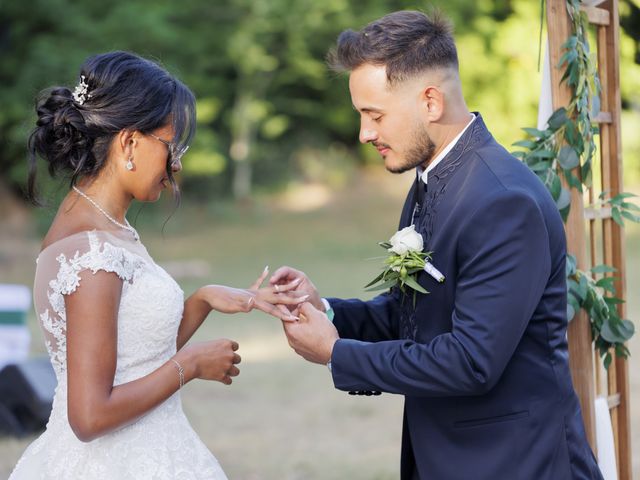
72 75 91 105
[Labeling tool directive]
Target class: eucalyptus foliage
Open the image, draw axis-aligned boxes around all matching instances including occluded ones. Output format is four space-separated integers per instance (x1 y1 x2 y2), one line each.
513 0 638 368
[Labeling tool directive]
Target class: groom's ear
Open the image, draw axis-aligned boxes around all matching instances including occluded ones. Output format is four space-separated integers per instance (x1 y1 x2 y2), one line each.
420 86 444 123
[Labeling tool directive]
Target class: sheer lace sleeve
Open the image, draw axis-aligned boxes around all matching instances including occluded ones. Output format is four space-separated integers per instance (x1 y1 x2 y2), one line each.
34 230 148 376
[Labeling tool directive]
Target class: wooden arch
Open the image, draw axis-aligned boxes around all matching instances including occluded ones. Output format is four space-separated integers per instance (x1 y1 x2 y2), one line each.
547 0 631 478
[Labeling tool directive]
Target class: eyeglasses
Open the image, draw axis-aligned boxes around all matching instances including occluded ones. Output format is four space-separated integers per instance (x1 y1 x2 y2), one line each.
147 133 189 167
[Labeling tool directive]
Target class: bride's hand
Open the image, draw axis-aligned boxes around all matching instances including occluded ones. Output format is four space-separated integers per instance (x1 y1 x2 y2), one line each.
246 266 307 321
198 268 305 321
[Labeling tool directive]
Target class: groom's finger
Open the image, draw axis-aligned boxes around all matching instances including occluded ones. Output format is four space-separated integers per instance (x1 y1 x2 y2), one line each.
299 301 321 319
272 277 303 293
269 266 301 285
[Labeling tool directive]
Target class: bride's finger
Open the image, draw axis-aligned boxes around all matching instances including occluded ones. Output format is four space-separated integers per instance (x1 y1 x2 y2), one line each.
254 299 299 322
249 266 270 290
267 292 309 306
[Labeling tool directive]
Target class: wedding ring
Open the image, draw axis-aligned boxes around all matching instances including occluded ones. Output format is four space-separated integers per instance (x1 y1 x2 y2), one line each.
274 284 280 292
246 296 255 307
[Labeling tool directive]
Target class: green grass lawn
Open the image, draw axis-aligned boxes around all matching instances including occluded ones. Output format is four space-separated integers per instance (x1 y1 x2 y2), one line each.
1 170 638 479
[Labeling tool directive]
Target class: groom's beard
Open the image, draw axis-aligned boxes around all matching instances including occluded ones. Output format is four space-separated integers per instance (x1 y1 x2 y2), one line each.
385 123 436 174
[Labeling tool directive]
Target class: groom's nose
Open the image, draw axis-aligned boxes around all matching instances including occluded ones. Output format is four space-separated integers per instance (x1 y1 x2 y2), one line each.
359 126 378 144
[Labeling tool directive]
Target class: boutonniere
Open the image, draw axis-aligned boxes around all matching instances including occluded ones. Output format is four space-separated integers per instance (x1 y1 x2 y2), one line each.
365 225 444 301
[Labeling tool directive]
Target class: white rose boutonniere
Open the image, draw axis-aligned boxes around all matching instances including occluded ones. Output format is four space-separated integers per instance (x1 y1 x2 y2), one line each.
388 225 424 255
365 225 444 301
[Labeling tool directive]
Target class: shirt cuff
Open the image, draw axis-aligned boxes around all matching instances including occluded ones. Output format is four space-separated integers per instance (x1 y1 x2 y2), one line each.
321 298 334 322
321 298 331 312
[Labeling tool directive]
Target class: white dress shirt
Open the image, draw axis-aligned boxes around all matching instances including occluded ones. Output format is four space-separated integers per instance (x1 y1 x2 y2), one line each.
419 113 476 185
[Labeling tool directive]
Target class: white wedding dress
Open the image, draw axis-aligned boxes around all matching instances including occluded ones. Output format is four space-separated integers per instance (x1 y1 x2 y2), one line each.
10 230 228 480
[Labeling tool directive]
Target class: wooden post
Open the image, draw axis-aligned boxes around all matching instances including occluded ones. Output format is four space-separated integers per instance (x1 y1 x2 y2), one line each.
597 1 632 478
546 0 597 450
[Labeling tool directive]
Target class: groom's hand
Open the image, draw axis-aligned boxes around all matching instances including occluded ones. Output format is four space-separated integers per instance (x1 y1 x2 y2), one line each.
270 266 324 312
283 302 339 364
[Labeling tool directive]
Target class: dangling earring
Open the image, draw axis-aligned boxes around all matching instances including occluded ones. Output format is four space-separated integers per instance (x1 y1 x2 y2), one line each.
126 157 134 171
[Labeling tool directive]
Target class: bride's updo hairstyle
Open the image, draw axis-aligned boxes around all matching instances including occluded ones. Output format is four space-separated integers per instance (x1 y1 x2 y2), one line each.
27 51 196 203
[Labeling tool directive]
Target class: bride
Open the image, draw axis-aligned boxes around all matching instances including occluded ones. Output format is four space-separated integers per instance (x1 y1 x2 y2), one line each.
10 51 303 479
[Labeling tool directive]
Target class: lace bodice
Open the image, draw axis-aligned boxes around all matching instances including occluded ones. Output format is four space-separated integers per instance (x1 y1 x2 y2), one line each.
11 230 227 479
34 230 184 384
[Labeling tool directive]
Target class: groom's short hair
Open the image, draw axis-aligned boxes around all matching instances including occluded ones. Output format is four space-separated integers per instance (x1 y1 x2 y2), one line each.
328 10 458 85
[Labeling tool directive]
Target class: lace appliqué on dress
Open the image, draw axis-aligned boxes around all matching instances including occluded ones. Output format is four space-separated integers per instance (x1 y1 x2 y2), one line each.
42 231 145 375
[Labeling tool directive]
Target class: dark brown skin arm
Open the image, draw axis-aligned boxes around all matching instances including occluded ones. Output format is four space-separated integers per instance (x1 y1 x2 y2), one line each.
176 271 307 349
65 270 240 442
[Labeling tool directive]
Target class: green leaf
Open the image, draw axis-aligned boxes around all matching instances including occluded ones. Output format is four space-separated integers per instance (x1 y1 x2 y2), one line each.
564 121 579 145
547 108 568 130
590 265 617 274
522 127 546 138
365 278 398 292
595 276 617 292
577 274 589 299
566 172 583 191
603 297 624 305
530 149 556 159
611 207 624 227
550 174 562 200
620 202 640 212
600 318 635 343
556 187 571 210
568 291 581 311
567 303 576 322
364 271 386 288
615 343 631 358
603 352 612 370
528 161 550 172
600 320 623 343
558 145 580 170
402 275 428 294
566 254 577 275
568 280 583 301
513 139 537 149
611 192 637 200
621 211 640 223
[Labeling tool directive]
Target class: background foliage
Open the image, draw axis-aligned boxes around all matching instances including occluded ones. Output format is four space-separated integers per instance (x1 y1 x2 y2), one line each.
2 0 639 203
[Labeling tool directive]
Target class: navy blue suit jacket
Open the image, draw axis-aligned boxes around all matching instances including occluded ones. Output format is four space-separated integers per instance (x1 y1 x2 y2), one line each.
329 115 602 479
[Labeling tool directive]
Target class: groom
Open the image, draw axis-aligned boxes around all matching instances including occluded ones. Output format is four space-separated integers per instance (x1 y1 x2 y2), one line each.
272 10 603 480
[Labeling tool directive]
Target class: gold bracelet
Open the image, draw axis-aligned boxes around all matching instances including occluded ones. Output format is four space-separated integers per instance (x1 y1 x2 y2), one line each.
171 359 185 389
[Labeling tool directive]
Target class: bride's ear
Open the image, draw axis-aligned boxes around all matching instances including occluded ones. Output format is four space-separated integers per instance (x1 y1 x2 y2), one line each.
114 129 138 159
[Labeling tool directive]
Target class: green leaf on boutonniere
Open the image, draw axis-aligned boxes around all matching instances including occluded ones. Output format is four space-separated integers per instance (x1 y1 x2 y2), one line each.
366 278 400 292
402 275 428 294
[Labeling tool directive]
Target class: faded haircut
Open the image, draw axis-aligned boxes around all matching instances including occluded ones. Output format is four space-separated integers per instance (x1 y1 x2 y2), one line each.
327 10 458 85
